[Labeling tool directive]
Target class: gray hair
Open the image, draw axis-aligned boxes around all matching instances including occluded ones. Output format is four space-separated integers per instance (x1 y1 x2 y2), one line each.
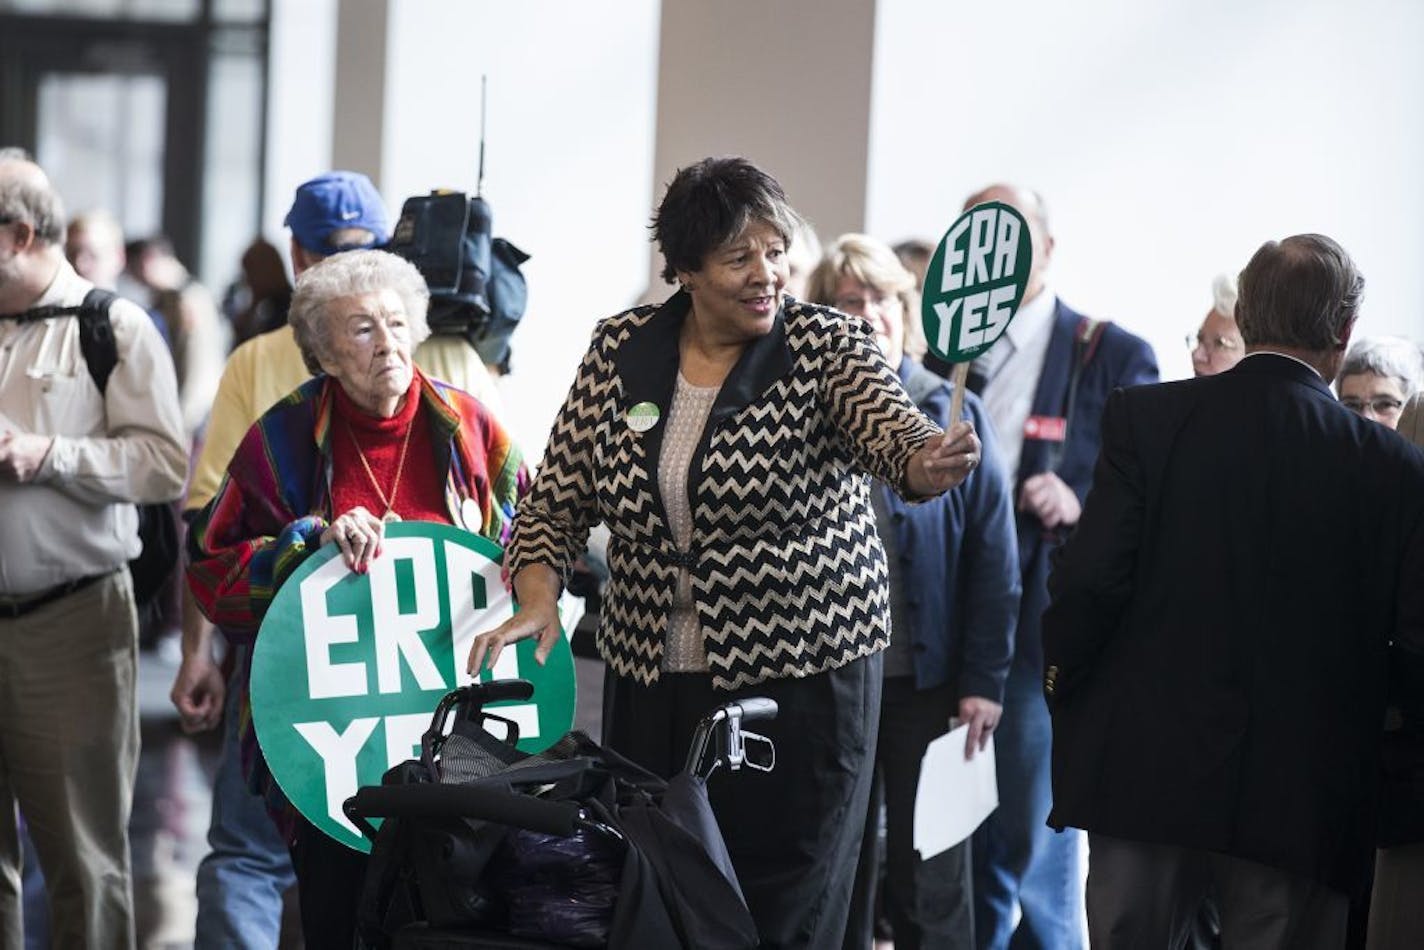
288 249 431 375
1236 234 1363 351
1211 272 1238 319
0 149 65 246
1339 336 1424 397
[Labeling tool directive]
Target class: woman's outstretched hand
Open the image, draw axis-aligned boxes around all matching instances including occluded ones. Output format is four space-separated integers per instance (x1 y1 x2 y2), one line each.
466 564 564 675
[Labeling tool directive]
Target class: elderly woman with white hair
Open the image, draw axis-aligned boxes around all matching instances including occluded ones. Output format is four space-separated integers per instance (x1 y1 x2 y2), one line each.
1336 336 1424 430
187 249 528 949
1189 273 1245 377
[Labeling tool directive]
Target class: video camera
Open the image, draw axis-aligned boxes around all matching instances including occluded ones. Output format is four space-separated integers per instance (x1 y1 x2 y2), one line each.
387 190 528 374
385 78 527 374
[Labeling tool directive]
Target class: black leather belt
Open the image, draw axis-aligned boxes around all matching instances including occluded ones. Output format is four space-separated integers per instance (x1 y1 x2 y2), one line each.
0 573 108 619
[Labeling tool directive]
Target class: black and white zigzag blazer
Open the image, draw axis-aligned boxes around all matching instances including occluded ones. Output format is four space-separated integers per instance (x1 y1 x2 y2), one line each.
507 291 941 690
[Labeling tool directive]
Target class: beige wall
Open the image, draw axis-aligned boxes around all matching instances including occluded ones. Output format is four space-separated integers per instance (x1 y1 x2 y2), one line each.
331 0 390 181
650 0 878 290
268 0 1424 447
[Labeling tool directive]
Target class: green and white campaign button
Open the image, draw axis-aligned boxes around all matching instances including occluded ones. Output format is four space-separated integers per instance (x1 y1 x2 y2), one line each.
250 521 576 852
921 201 1033 364
626 401 660 433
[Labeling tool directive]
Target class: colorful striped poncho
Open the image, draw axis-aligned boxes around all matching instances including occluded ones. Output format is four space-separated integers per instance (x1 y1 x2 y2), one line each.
186 369 528 839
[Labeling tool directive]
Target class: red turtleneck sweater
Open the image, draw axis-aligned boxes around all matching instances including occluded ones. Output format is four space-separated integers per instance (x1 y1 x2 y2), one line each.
329 373 450 524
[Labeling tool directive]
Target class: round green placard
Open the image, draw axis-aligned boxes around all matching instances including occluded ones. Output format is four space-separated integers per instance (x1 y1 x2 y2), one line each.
250 521 576 852
921 200 1033 365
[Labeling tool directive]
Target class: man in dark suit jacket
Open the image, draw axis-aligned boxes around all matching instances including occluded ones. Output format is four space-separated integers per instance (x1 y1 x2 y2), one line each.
1043 233 1424 949
959 184 1159 950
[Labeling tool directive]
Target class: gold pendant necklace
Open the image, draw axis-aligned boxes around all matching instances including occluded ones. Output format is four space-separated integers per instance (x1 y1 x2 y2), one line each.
343 412 415 523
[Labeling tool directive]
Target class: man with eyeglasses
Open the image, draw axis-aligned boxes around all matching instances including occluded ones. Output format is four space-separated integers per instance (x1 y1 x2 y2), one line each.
1043 233 1424 949
1188 274 1245 377
1336 336 1423 431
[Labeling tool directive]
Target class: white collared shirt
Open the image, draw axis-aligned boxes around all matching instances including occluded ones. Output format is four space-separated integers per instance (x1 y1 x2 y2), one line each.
974 287 1058 479
0 259 186 594
1240 349 1325 381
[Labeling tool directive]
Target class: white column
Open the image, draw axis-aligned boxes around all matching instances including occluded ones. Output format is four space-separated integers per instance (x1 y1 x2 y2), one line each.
330 0 391 181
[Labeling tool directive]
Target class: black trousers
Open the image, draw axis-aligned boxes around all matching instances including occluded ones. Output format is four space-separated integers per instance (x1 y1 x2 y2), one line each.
289 813 368 950
845 677 974 950
603 653 882 950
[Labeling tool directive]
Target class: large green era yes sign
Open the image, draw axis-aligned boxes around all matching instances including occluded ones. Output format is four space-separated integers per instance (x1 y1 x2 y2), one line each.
250 522 576 852
921 201 1033 364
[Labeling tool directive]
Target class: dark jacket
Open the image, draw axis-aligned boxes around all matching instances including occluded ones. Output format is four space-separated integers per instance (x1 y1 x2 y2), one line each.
1043 354 1424 893
507 292 941 691
1383 393 1424 848
974 299 1159 675
878 357 1020 700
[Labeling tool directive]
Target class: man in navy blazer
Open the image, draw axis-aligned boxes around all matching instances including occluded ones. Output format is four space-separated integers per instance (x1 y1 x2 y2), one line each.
1043 234 1424 948
961 184 1159 950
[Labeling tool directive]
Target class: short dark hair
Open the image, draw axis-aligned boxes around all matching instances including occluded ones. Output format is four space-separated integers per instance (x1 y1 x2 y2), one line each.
651 156 803 284
1236 234 1363 351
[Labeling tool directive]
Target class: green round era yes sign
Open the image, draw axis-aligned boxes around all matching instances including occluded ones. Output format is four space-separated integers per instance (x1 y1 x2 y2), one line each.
250 521 576 852
921 201 1033 364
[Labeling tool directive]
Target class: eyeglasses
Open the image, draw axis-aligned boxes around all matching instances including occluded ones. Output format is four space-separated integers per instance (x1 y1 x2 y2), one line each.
834 291 901 314
1341 396 1404 417
1186 333 1241 354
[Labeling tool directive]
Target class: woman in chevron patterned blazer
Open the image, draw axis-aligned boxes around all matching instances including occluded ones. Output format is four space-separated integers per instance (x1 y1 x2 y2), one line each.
469 157 982 949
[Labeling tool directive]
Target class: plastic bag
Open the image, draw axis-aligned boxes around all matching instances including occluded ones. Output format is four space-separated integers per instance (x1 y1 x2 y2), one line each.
485 822 625 947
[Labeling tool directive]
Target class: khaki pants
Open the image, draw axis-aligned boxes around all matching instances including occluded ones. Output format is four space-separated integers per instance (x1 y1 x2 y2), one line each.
1086 832 1347 950
0 570 139 950
1368 843 1424 950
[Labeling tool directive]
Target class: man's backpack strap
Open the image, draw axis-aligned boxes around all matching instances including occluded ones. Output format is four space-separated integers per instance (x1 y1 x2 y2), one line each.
76 288 121 395
0 288 121 393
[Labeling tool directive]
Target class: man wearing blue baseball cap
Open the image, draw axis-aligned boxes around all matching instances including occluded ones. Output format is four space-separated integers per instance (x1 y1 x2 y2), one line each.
171 169 501 947
284 170 389 263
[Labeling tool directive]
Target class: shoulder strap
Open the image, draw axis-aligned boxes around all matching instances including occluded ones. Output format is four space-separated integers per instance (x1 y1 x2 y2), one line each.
76 288 120 395
0 289 121 393
1060 317 1110 421
0 303 81 323
1074 317 1109 369
1045 317 1112 476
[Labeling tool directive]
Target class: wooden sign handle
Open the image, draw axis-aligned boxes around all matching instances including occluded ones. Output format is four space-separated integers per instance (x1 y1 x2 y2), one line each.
948 362 970 426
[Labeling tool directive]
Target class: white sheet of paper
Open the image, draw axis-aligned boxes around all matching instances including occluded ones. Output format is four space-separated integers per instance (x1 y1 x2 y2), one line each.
913 723 999 860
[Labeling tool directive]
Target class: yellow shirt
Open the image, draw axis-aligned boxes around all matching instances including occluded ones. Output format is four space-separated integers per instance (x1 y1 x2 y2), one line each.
186 325 503 511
